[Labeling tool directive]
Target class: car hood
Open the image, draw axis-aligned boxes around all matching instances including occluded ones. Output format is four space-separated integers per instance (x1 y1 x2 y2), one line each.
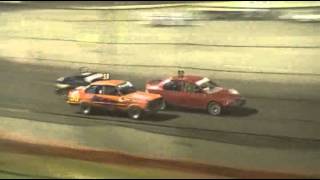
203 87 226 94
204 87 240 96
124 91 161 102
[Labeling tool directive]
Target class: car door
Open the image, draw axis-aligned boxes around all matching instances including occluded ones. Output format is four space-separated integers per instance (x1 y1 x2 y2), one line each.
83 85 111 109
82 85 100 104
161 80 185 106
183 82 208 109
93 85 121 111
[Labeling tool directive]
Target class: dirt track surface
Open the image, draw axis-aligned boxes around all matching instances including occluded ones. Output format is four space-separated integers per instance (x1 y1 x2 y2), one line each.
0 60 319 177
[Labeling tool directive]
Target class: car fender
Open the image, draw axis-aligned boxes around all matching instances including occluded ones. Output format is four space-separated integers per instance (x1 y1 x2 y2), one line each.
207 97 224 107
207 100 223 108
127 103 146 110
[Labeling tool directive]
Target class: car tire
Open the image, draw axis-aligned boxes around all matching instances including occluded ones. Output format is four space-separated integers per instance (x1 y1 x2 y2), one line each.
55 88 65 95
80 103 92 115
160 100 167 110
207 102 222 116
128 106 143 120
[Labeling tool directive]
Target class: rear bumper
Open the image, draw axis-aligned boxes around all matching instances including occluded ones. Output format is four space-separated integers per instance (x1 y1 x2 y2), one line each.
66 100 80 105
66 95 81 105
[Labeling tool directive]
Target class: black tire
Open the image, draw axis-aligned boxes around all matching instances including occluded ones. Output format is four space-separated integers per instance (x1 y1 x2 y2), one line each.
55 88 65 95
127 106 143 120
80 103 92 115
207 101 222 116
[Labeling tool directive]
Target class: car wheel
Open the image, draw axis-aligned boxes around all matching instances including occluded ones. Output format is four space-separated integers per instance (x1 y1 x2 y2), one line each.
128 106 143 120
55 88 65 95
207 102 222 116
160 100 167 110
80 103 92 115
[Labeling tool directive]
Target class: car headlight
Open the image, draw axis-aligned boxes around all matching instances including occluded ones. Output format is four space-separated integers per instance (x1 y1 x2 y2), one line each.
229 89 239 95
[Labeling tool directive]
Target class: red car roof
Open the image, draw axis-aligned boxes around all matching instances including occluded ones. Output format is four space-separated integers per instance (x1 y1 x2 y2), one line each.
171 75 204 83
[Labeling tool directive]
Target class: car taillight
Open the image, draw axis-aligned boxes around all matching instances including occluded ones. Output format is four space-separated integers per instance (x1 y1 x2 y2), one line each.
68 90 77 97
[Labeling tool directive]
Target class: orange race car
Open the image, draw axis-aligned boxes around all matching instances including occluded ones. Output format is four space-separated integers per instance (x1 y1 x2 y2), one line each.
67 80 164 119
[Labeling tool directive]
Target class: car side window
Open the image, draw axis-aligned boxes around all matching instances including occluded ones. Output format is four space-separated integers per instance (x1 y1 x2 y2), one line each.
163 80 183 91
73 78 86 85
85 85 97 94
102 86 119 96
85 85 103 94
184 82 201 93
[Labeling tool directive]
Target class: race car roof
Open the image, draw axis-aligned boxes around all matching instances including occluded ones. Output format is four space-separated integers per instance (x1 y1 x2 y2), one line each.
171 75 204 83
91 80 126 86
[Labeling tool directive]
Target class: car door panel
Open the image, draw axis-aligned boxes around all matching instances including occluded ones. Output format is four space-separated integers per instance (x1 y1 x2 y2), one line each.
92 85 123 111
161 80 185 106
162 90 183 106
185 92 208 109
183 82 208 109
92 94 119 111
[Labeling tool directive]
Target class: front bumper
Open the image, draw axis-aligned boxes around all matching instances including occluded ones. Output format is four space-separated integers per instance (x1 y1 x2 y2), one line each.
228 97 246 107
145 98 164 113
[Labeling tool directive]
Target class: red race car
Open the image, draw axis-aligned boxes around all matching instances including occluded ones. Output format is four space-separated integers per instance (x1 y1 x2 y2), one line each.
145 71 246 116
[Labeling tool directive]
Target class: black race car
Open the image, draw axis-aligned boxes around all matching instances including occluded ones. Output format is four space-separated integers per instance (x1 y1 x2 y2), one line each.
55 67 110 95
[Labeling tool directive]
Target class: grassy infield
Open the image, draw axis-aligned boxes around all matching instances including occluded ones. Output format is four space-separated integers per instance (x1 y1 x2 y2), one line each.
0 151 203 179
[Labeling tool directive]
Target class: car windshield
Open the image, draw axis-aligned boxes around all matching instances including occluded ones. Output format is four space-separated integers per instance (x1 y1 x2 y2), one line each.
118 81 136 95
196 78 218 90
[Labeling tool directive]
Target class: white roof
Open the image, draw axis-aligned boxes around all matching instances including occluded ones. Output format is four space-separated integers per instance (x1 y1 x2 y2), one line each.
84 73 104 83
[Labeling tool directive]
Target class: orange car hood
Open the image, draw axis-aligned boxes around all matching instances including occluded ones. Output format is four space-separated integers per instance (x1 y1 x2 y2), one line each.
124 91 161 102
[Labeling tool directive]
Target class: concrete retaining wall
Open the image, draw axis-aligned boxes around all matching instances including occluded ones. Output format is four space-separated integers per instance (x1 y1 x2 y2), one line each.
0 7 320 81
